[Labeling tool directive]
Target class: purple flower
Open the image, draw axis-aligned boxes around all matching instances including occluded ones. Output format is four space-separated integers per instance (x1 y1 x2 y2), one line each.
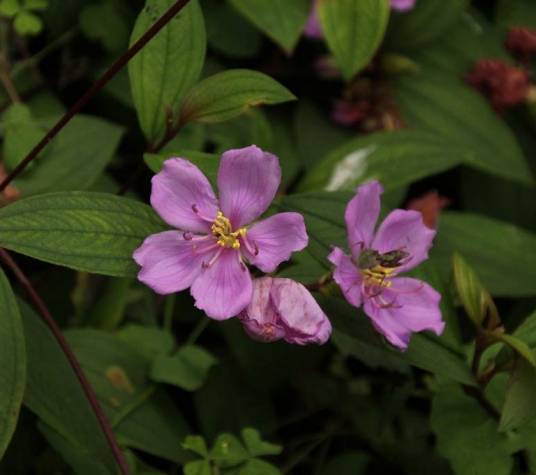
133 146 308 320
239 277 332 345
328 181 444 350
304 0 416 39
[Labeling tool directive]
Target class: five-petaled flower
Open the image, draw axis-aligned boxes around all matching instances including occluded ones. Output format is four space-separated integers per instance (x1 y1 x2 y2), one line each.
239 277 332 345
133 145 308 320
328 180 444 350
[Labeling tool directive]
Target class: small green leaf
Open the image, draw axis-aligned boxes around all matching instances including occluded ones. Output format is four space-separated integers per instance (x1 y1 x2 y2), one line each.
13 10 42 35
0 192 166 277
318 0 390 80
239 458 280 475
453 253 498 327
128 0 206 143
211 433 249 466
150 345 217 391
229 0 309 52
182 435 209 457
184 460 211 475
500 360 536 432
180 69 295 124
496 334 536 369
118 325 175 362
0 269 26 460
0 0 20 17
241 428 282 457
24 0 47 10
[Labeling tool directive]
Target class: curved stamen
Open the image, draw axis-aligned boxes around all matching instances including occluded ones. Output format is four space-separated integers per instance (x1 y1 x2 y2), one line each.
192 204 216 223
203 247 223 268
237 251 247 271
183 232 211 242
192 241 219 256
241 234 259 256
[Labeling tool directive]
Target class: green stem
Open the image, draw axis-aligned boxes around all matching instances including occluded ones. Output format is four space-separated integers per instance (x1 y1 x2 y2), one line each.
187 318 210 345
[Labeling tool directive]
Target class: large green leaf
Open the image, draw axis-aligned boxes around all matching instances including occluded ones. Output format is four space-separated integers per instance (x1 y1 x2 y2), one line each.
15 115 124 196
128 0 206 144
394 74 532 184
435 212 536 296
20 301 118 474
0 269 25 460
180 69 296 124
300 130 463 192
318 0 390 80
0 192 166 277
229 0 309 52
431 386 513 475
65 329 191 463
500 360 536 432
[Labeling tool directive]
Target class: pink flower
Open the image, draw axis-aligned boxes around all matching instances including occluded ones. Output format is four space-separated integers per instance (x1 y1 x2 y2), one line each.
304 0 416 39
133 146 308 320
239 277 332 345
328 181 444 350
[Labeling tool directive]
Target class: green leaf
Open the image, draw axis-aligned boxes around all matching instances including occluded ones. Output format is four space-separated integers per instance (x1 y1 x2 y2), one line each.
24 0 47 10
495 334 536 368
86 278 133 331
184 460 211 475
13 10 42 35
0 192 166 277
183 435 209 457
65 329 191 463
496 0 536 30
0 269 25 460
0 0 20 17
211 433 249 466
239 459 280 475
21 302 118 474
394 74 532 184
500 360 536 432
318 0 390 80
436 212 536 296
300 130 463 192
15 115 124 196
453 253 498 327
151 345 217 391
2 103 45 170
229 0 309 52
431 385 513 475
128 0 206 143
79 2 130 52
241 428 282 457
118 325 174 361
180 69 295 124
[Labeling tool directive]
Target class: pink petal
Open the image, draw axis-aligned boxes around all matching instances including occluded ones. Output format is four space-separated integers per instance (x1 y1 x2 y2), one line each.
244 212 308 273
271 278 332 345
328 247 363 308
363 277 444 350
151 158 218 233
345 181 383 257
133 231 211 295
217 145 281 228
191 248 253 320
372 209 436 273
304 0 323 39
391 0 416 12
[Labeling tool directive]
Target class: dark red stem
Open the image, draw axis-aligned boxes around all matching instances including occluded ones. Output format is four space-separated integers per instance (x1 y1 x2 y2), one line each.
0 249 130 475
0 0 193 193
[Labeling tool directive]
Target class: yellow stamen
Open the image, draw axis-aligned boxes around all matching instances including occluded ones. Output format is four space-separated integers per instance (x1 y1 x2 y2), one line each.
211 211 247 249
361 265 396 288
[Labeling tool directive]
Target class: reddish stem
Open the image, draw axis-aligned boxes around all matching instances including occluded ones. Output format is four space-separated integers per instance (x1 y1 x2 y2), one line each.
0 249 130 475
0 0 193 194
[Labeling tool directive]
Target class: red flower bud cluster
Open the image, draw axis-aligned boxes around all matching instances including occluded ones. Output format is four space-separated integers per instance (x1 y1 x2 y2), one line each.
465 59 530 113
505 27 536 64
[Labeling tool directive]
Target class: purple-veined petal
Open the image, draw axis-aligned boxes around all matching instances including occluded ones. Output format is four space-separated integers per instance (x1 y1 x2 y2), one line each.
151 158 218 233
328 247 363 308
391 0 416 12
217 145 281 228
271 278 332 345
363 277 444 350
244 212 308 273
191 248 253 320
345 180 383 257
133 231 212 295
372 209 436 273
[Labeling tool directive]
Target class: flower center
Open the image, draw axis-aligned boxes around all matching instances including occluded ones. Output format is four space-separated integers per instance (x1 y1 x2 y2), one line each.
358 248 409 289
211 211 247 249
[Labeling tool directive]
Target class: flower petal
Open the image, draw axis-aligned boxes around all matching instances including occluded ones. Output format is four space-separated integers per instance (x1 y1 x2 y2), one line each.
304 0 323 38
345 180 383 257
217 145 281 228
363 277 444 350
191 248 253 320
133 231 210 295
270 278 332 345
244 212 308 273
391 0 416 12
151 158 218 233
328 247 363 308
372 209 436 273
